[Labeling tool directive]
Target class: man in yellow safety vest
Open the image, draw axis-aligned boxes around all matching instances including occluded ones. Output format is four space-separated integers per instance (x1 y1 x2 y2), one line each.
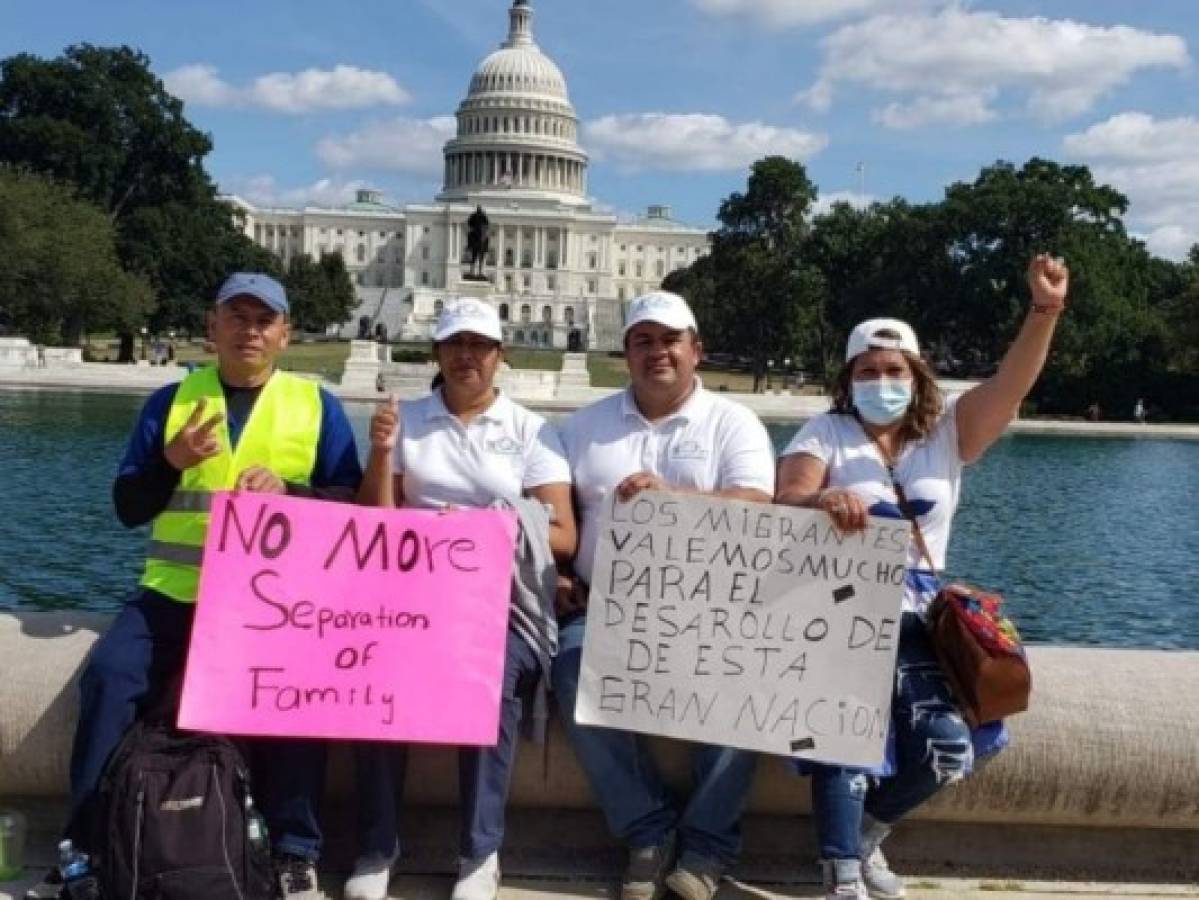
34 273 361 900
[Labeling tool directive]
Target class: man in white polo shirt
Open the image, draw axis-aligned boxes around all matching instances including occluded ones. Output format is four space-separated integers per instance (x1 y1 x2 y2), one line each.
553 291 776 900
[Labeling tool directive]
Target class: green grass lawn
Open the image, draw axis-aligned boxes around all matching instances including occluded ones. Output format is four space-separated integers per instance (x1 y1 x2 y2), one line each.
586 353 812 393
387 344 565 372
502 348 563 371
82 337 353 380
173 340 351 379
89 337 812 394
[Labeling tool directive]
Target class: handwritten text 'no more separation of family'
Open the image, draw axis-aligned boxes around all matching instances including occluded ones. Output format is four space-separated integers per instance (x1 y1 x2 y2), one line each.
575 491 910 767
178 492 517 744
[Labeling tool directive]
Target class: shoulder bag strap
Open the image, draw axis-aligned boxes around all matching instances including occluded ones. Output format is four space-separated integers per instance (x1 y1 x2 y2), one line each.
860 419 939 575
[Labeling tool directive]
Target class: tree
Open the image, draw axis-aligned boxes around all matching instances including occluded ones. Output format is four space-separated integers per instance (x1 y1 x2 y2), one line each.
0 167 153 344
670 154 1199 417
0 44 278 351
0 44 213 220
1156 248 1199 374
661 252 717 339
125 200 281 337
284 253 356 333
938 158 1130 365
709 156 820 391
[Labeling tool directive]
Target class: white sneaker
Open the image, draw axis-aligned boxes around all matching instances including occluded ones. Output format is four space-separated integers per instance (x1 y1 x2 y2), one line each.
860 814 905 899
344 848 398 900
451 851 500 900
861 847 905 899
275 854 321 900
821 858 867 899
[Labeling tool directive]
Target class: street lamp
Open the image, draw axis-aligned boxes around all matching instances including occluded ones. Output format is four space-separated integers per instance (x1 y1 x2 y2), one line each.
139 326 148 361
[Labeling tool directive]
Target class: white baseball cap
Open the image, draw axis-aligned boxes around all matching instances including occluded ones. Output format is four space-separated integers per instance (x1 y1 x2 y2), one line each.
845 318 919 362
623 290 698 336
433 298 503 343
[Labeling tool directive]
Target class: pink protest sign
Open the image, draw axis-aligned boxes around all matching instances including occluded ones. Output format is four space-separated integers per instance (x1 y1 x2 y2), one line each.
178 492 516 744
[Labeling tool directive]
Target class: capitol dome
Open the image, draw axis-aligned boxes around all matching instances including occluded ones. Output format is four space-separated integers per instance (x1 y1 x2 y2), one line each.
469 44 568 103
438 0 589 207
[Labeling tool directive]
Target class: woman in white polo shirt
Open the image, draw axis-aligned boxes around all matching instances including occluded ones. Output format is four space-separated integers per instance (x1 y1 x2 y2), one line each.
349 299 576 900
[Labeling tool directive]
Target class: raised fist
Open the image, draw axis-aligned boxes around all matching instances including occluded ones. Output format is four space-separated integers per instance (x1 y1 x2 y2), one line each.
1028 254 1069 313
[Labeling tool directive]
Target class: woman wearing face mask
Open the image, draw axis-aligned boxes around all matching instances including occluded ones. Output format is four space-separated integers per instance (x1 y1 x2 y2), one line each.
775 255 1069 899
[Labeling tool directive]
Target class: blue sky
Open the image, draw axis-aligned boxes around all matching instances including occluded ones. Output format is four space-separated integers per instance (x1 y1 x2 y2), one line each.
3 0 1197 259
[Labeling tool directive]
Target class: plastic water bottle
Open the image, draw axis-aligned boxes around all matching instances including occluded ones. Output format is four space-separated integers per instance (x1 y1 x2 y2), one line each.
0 809 27 881
245 796 269 853
57 840 100 900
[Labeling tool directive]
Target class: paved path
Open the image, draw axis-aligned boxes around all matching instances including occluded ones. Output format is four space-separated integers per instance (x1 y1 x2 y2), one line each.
4 873 1199 900
5 875 1195 899
387 875 1199 899
3 365 1198 438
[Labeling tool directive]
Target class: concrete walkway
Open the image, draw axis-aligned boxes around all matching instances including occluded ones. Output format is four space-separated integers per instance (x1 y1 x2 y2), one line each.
4 873 1198 900
386 875 1197 899
3 364 1198 438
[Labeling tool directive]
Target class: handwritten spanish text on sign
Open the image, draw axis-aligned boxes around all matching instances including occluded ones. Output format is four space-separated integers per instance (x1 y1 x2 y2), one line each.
179 492 517 744
575 492 909 766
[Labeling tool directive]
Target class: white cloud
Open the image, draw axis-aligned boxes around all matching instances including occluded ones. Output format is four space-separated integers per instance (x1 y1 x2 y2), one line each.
801 9 1188 127
584 113 827 172
1064 113 1199 261
165 64 409 114
1141 226 1198 262
689 0 902 28
1063 112 1199 163
316 116 457 175
225 175 374 208
873 90 998 129
165 64 237 107
812 190 876 215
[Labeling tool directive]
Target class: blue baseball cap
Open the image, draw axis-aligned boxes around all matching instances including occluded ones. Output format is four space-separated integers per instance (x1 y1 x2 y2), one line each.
215 272 289 316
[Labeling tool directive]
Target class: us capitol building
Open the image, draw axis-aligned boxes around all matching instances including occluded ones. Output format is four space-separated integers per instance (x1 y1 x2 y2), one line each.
228 0 709 351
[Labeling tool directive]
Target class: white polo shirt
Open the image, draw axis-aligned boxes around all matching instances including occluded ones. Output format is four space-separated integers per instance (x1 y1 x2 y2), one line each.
395 389 570 508
560 382 776 584
780 401 963 614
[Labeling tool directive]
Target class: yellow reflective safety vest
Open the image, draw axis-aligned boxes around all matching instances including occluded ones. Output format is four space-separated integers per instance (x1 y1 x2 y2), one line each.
140 366 322 603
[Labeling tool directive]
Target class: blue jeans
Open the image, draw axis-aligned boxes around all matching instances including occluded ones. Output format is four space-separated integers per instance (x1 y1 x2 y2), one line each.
551 613 757 870
812 613 973 860
67 590 194 847
354 629 542 862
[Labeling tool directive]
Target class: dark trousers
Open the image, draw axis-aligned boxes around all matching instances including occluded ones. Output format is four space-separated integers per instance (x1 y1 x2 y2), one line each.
354 629 541 862
252 737 329 861
67 590 194 846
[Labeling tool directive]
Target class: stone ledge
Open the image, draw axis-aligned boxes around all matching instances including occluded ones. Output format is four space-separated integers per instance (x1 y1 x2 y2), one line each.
2 611 1197 883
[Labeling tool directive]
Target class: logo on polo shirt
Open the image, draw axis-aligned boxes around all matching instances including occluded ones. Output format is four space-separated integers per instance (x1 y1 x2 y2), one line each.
486 436 522 455
670 439 708 460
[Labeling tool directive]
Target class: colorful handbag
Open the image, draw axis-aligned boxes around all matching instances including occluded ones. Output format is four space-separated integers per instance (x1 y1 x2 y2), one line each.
882 458 1033 728
924 582 1031 727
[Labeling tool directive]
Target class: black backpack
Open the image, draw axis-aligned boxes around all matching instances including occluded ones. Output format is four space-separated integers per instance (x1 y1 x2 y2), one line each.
92 720 275 900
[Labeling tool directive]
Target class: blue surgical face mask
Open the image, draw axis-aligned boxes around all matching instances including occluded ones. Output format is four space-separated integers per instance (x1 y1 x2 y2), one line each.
852 378 913 425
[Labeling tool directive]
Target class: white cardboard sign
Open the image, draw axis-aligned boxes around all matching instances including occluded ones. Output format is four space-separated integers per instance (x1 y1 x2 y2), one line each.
575 491 910 767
